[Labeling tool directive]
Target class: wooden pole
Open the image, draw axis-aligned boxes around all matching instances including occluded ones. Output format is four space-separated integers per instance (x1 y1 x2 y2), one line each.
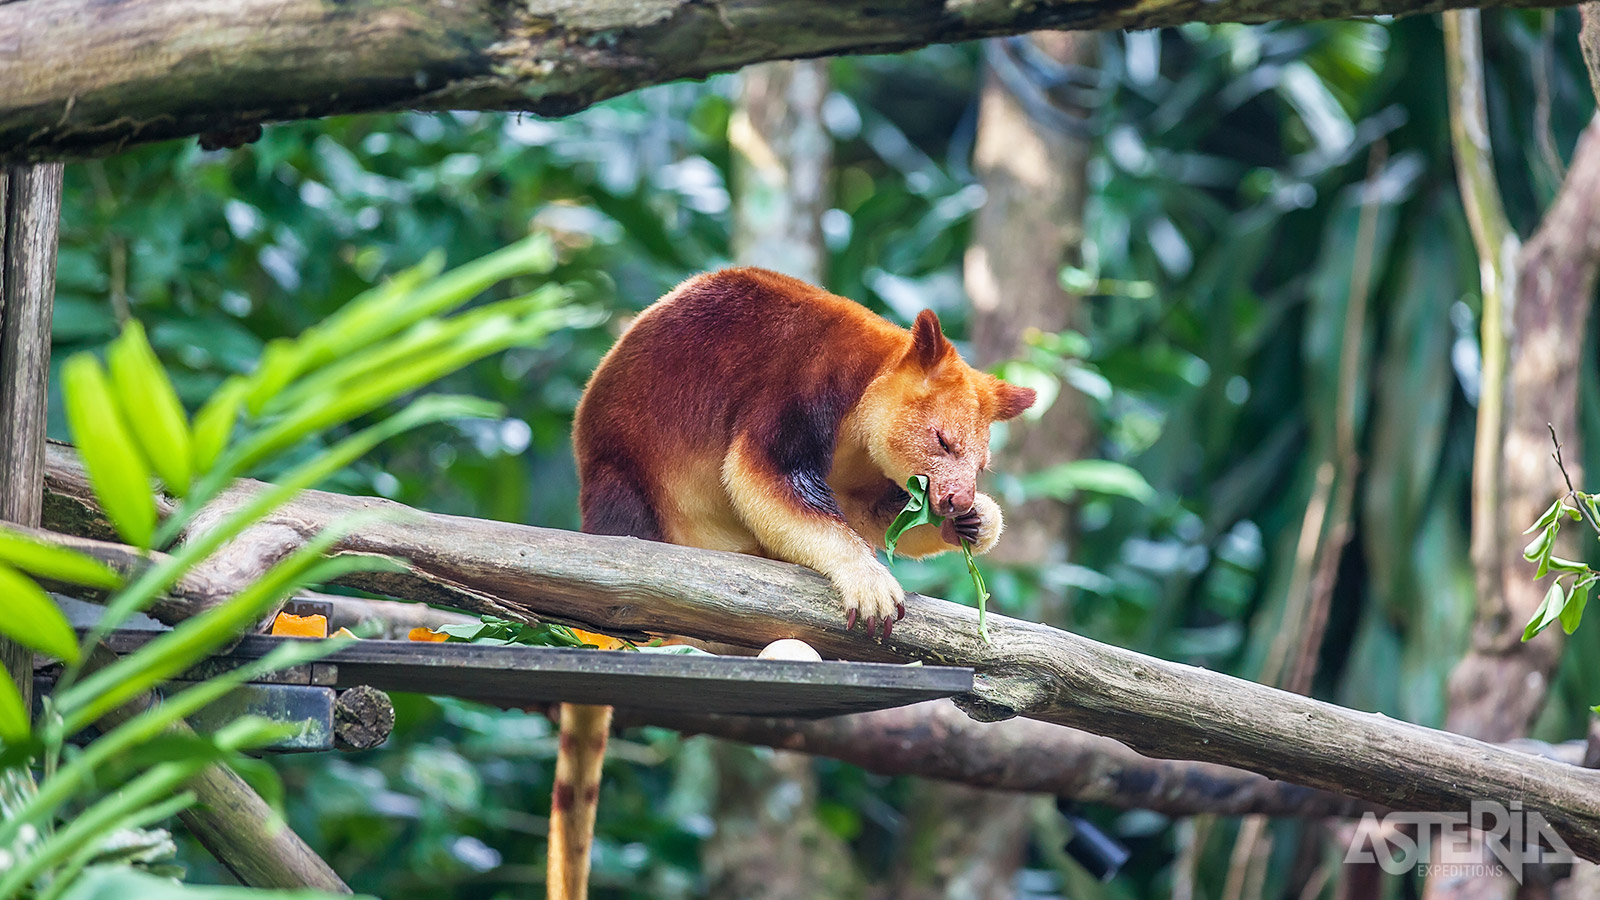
0 163 64 720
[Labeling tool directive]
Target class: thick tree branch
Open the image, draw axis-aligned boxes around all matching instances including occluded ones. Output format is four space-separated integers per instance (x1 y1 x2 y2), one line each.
34 445 1600 862
4 518 472 635
0 0 1574 165
38 517 1589 820
626 700 1382 819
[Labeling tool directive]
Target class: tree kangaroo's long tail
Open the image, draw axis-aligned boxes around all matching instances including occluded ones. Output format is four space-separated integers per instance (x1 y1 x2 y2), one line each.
547 701 612 900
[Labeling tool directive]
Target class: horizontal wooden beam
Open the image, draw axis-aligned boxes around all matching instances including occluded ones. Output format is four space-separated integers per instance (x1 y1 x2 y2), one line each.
0 0 1572 164
36 443 1600 861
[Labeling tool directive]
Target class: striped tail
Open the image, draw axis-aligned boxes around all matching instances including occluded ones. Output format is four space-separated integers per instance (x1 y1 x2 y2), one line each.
547 702 612 900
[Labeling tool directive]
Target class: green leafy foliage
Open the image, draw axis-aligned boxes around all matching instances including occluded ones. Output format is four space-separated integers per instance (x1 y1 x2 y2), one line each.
107 320 195 495
0 564 80 666
61 354 157 548
433 616 603 648
3 241 585 898
0 528 123 590
885 476 993 642
1521 495 1600 641
883 475 939 559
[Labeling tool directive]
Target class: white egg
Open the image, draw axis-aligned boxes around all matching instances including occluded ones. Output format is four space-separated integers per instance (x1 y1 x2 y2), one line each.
758 638 823 661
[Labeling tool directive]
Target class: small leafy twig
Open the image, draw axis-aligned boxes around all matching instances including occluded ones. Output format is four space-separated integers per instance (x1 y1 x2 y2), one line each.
1549 424 1600 538
1520 428 1600 643
885 476 992 643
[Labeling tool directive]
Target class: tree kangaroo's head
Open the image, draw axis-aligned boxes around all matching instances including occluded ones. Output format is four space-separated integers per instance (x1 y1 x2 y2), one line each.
855 310 1035 516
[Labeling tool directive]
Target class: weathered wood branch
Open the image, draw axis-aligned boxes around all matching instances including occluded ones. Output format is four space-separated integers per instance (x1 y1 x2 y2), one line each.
626 700 1384 819
0 0 1574 164
35 445 1600 861
7 520 473 636
39 512 1590 819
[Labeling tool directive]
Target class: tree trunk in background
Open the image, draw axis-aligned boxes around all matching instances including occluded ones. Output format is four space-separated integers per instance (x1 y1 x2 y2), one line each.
886 785 1035 900
1425 113 1600 900
703 57 865 900
887 32 1096 900
704 749 863 899
730 60 831 282
966 32 1096 575
0 164 64 716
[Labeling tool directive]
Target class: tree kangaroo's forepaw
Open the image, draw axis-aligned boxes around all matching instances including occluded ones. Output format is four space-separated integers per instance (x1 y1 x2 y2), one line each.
941 493 1003 554
838 562 906 639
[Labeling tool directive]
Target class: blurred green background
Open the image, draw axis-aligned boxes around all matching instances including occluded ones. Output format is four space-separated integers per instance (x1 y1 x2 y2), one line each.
46 10 1600 898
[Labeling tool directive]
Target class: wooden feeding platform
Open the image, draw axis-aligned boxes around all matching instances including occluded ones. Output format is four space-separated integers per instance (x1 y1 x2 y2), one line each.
83 628 976 751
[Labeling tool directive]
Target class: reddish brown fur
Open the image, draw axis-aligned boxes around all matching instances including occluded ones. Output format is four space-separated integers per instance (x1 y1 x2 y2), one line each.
574 267 1034 598
555 270 1033 900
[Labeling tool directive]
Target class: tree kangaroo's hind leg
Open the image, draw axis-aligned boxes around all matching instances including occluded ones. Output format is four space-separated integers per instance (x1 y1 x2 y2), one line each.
723 433 905 636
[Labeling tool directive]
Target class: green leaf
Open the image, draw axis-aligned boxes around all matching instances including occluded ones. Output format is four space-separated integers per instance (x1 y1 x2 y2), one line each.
1562 576 1594 635
0 671 28 745
884 477 994 642
437 617 594 648
107 320 194 496
0 758 212 896
0 526 122 590
264 287 569 416
1524 525 1556 562
962 541 992 645
226 755 286 816
1548 556 1589 574
130 394 500 628
229 309 571 473
1523 581 1568 641
0 562 81 663
191 377 247 474
243 338 306 416
61 353 157 548
1021 459 1158 504
297 234 555 374
211 714 302 753
1527 499 1565 534
884 475 940 560
38 790 195 900
1 638 342 849
57 520 388 733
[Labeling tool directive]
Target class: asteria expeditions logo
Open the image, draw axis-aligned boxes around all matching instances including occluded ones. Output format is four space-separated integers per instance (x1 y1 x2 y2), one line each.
1343 801 1575 883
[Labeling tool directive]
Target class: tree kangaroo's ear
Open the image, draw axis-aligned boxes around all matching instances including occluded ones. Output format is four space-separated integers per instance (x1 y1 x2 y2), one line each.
992 381 1037 421
909 309 953 370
